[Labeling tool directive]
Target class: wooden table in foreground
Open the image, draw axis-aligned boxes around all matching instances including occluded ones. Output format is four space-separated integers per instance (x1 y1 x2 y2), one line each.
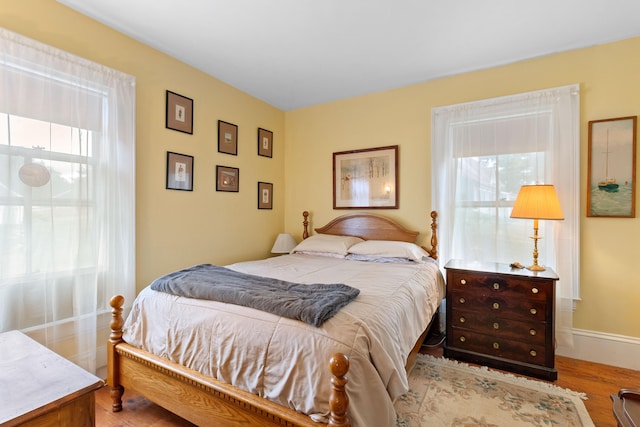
0 330 104 427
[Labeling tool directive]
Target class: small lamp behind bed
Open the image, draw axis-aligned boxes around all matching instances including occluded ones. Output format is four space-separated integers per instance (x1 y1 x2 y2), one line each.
271 233 297 254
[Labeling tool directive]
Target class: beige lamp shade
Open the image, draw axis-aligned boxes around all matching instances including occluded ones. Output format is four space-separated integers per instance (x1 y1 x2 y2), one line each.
510 184 564 220
271 233 297 254
510 184 563 271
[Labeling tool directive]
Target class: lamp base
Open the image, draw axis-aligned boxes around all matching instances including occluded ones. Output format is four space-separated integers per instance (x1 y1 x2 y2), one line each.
527 264 546 272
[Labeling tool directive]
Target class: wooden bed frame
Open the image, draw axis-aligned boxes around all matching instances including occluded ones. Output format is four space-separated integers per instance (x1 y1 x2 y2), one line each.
107 210 439 427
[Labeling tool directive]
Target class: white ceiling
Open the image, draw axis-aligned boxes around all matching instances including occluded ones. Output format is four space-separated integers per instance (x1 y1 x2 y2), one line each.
59 0 640 111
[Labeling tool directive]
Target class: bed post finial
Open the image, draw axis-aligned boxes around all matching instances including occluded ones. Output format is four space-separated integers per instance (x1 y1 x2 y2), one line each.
302 211 310 240
430 211 438 260
108 295 125 412
328 353 350 427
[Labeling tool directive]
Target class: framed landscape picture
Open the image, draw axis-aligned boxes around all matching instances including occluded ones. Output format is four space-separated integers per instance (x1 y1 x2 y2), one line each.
333 145 398 209
587 116 637 217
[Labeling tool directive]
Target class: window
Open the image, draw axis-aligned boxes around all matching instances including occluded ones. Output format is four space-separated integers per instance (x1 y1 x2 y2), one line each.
0 27 135 374
1 117 94 278
432 85 580 349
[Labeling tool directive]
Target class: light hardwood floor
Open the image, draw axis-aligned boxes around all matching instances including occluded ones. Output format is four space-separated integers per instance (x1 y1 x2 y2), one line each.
95 346 639 426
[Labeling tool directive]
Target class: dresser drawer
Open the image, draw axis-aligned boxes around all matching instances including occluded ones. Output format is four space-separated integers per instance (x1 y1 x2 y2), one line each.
449 289 549 322
449 271 551 301
450 308 547 345
448 328 548 366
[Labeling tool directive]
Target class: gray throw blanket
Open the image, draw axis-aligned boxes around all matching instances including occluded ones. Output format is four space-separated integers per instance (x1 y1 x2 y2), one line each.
150 264 360 327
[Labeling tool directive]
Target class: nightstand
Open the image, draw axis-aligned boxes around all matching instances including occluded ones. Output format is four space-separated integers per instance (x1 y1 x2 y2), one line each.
444 259 558 381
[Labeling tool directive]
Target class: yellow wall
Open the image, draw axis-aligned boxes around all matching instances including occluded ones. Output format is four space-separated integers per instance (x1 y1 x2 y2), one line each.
1 0 286 291
3 1 639 340
285 37 640 339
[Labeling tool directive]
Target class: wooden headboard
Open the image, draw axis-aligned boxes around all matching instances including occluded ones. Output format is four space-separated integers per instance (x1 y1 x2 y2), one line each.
302 211 438 260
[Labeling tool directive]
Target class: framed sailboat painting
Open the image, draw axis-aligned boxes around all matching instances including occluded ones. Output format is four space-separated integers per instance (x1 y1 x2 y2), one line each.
587 116 637 217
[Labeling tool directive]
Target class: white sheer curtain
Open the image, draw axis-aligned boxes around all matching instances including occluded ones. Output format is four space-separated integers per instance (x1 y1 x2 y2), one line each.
431 85 580 349
0 27 136 374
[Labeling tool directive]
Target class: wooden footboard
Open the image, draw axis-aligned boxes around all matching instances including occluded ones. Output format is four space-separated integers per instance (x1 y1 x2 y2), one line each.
107 295 350 427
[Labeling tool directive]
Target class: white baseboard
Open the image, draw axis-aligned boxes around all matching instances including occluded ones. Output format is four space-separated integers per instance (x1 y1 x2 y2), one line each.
556 328 640 371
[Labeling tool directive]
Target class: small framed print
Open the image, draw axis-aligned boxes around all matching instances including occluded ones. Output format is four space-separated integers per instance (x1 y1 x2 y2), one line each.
258 128 273 158
166 90 193 134
218 120 238 155
216 165 239 192
166 151 193 191
258 182 273 209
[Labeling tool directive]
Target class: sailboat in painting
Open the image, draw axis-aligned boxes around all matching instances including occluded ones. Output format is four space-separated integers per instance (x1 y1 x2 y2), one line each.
598 129 619 192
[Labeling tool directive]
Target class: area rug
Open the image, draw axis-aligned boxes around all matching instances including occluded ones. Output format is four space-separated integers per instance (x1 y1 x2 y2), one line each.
394 354 595 427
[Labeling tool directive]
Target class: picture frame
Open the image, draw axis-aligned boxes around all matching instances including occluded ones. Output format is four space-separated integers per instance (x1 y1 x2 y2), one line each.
166 90 193 134
333 145 399 209
166 151 194 191
218 120 238 155
587 116 637 218
258 128 273 158
257 182 273 209
216 165 239 192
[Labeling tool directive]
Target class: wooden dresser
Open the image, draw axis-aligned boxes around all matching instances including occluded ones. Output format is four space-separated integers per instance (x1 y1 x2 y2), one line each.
444 259 558 381
0 330 104 426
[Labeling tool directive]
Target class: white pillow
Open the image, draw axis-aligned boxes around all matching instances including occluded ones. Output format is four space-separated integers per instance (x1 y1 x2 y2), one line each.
291 234 364 255
347 240 429 262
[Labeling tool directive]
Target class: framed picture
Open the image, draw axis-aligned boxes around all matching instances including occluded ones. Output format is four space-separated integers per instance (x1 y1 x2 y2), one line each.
166 90 193 134
216 165 239 192
258 128 273 158
258 182 273 209
166 151 193 191
587 116 637 218
218 120 238 155
333 145 399 209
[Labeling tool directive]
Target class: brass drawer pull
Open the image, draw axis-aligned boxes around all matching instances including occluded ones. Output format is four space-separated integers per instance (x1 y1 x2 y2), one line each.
493 282 500 290
492 342 499 349
532 287 539 294
530 308 537 315
460 336 466 342
493 322 500 330
459 297 466 304
530 350 537 357
460 279 466 285
492 302 500 310
529 329 537 336
459 317 466 323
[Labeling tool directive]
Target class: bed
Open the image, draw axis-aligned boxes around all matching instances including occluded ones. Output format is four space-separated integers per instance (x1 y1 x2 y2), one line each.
107 211 443 427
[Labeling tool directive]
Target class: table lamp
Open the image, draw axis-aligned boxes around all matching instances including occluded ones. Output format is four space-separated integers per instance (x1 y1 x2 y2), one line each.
271 233 297 254
510 184 564 271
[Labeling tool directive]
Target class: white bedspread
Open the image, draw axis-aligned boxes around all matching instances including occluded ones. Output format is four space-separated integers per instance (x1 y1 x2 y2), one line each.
122 253 445 427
